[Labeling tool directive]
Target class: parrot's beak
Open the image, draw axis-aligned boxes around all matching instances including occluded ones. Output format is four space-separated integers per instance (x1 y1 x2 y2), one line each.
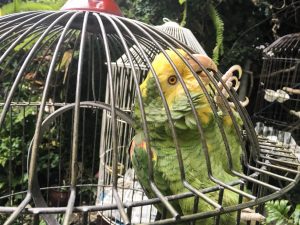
186 54 217 84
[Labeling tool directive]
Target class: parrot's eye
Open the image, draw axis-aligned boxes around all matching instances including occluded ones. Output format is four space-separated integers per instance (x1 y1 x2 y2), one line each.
168 75 177 85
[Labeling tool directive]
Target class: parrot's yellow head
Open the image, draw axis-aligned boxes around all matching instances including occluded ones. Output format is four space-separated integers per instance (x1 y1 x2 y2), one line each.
140 49 217 110
134 49 218 130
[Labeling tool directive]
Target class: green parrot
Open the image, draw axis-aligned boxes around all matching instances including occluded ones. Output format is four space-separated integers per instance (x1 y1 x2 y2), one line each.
130 49 244 225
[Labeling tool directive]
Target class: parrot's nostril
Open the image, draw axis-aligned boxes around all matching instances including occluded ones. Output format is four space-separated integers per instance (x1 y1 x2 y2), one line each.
207 68 216 73
195 70 203 76
195 69 215 80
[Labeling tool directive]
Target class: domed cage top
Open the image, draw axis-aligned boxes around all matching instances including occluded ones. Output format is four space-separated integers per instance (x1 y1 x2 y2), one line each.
254 33 300 146
0 2 299 225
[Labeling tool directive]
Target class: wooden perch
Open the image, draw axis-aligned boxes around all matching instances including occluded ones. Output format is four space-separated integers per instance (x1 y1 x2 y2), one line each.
289 110 300 118
283 86 300 95
261 65 296 78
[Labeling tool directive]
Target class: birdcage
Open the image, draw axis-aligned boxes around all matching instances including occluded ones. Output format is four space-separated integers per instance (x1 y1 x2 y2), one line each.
253 33 300 150
0 1 299 225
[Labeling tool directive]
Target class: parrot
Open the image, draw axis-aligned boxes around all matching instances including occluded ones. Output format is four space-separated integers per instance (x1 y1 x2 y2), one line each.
129 49 245 225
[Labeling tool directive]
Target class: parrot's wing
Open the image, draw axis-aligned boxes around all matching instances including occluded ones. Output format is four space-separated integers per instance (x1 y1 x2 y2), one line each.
130 132 183 216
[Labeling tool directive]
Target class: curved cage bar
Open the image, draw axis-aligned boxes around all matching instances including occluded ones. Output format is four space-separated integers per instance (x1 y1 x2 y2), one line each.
0 9 299 225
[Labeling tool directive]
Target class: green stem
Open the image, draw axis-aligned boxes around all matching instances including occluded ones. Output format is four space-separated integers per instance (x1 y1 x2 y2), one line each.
180 0 187 27
208 3 224 64
14 0 17 12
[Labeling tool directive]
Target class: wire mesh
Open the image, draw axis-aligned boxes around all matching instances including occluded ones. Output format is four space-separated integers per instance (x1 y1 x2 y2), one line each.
0 10 299 225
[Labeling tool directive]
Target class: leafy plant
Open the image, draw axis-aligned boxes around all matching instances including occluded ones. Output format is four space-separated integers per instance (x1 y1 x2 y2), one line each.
0 0 66 16
208 2 224 64
264 200 300 225
178 0 187 26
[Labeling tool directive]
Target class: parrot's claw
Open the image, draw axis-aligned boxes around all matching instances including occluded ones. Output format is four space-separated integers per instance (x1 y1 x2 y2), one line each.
228 97 249 109
214 65 249 110
218 65 242 98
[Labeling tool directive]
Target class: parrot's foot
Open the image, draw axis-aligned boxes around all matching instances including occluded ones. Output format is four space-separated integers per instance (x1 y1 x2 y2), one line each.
219 65 242 98
215 65 249 110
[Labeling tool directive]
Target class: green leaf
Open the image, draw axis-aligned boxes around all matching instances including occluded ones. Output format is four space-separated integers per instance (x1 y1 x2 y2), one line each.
265 200 290 224
291 204 300 225
14 107 35 124
39 220 47 225
0 181 5 189
178 0 186 5
208 3 224 65
14 35 38 52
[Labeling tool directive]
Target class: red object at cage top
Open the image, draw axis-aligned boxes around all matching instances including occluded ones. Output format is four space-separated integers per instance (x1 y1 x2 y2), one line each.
61 0 123 16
